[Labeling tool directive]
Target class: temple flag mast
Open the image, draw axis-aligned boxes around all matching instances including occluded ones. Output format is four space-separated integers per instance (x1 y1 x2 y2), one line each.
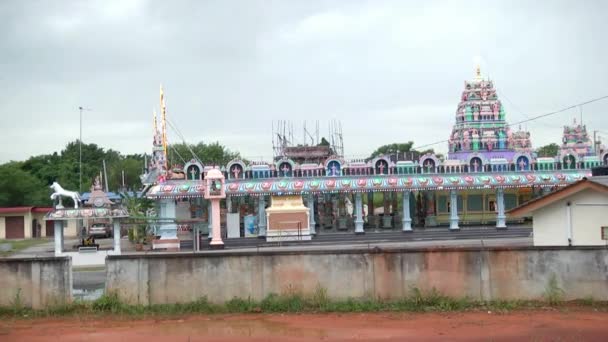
160 84 168 169
153 108 158 136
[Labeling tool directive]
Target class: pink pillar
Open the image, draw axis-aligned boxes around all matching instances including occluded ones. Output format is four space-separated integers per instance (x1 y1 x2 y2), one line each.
209 199 224 248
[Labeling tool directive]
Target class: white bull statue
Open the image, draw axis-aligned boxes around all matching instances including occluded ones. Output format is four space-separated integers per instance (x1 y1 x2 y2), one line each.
50 182 81 209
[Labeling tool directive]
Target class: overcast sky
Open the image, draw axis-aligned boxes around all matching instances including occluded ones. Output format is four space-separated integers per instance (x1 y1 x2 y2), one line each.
1 0 607 163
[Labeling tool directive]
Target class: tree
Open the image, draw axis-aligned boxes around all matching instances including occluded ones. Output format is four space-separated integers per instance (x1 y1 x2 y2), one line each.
318 137 330 147
369 142 415 159
0 139 243 206
368 142 444 160
0 162 50 207
167 141 240 167
536 143 559 158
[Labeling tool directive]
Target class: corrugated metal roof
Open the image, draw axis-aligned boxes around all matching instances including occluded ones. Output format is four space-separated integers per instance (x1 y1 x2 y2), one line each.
0 207 33 214
0 207 53 214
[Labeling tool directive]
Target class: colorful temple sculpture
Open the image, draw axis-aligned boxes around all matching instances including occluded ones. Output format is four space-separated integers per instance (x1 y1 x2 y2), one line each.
558 119 600 169
142 68 606 248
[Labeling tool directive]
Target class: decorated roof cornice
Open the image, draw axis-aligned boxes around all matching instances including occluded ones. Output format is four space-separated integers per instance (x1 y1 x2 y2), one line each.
146 170 591 198
45 207 129 221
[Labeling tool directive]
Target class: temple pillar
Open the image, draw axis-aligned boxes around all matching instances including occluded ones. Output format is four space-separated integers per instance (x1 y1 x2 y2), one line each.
402 191 412 232
258 196 267 236
207 200 213 239
226 196 232 213
331 196 338 229
54 220 64 256
382 192 392 228
496 188 507 229
112 220 121 254
307 194 316 235
424 191 437 227
449 190 460 230
354 192 364 234
209 196 224 248
367 191 375 227
159 198 177 239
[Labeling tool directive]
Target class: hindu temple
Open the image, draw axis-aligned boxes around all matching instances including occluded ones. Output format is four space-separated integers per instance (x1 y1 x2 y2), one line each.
140 67 607 250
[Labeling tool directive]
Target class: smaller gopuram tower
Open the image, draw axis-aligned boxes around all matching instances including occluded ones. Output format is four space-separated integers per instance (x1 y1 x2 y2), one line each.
447 65 532 164
140 110 167 185
559 118 594 157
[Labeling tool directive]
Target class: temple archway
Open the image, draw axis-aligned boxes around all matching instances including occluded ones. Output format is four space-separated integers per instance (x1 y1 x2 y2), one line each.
603 153 608 166
374 159 389 175
278 162 293 177
469 157 483 172
563 155 576 170
516 156 529 171
326 160 342 176
226 161 245 179
184 160 203 180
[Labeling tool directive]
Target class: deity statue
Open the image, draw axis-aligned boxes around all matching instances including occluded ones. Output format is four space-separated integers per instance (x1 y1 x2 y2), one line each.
93 176 102 190
463 135 470 150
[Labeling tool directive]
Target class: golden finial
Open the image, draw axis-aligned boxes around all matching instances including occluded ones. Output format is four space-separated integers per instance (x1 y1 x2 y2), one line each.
473 56 482 81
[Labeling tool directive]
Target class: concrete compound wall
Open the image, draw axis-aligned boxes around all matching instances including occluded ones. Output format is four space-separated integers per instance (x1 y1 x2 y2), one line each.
0 257 72 309
106 247 608 305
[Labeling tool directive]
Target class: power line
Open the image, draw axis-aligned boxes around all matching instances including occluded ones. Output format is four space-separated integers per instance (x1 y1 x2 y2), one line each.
412 95 608 150
166 118 204 163
168 144 186 165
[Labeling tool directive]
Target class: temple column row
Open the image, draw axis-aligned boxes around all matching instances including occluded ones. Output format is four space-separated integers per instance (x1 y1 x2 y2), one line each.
446 189 507 230
240 188 508 238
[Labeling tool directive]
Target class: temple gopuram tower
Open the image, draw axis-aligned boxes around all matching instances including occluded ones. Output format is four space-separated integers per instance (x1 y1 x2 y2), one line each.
447 65 532 169
558 118 597 169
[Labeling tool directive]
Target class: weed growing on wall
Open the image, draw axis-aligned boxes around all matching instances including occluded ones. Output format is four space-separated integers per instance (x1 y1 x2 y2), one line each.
544 274 565 305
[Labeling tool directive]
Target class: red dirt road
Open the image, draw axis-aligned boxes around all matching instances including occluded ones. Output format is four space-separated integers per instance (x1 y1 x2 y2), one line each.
1 310 607 341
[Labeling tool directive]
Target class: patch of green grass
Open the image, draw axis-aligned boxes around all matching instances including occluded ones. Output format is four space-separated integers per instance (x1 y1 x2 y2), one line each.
2 285 608 319
0 239 50 256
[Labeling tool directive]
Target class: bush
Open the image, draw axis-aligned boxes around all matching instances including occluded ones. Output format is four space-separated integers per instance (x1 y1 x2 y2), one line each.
92 292 123 313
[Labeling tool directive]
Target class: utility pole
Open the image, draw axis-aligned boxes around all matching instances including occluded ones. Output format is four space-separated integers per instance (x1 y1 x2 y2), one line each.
78 106 92 193
102 159 109 192
79 106 83 193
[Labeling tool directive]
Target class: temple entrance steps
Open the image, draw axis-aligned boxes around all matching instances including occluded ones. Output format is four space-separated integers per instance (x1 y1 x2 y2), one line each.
181 226 532 250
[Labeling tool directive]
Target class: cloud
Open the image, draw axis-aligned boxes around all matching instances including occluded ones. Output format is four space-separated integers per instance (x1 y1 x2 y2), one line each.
0 0 607 164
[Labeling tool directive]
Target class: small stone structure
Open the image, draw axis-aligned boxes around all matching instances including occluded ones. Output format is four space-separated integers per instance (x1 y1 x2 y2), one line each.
265 195 311 241
45 177 128 266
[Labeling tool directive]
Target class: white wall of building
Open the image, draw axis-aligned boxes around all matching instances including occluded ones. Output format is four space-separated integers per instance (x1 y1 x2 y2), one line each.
533 188 608 246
